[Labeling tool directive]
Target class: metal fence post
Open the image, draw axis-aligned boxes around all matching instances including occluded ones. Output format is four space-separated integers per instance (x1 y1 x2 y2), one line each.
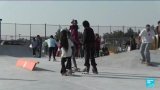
0 19 2 41
122 26 125 38
110 26 111 34
122 26 125 34
98 25 99 35
135 26 137 33
45 24 46 39
30 24 31 42
15 23 17 40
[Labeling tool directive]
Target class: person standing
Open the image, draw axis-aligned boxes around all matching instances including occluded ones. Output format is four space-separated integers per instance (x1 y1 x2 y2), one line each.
125 35 136 51
95 34 101 57
156 21 160 48
60 29 74 76
69 20 79 44
36 35 42 58
47 35 57 61
139 24 155 66
69 19 81 56
130 35 137 50
82 20 98 74
69 20 81 71
31 37 37 57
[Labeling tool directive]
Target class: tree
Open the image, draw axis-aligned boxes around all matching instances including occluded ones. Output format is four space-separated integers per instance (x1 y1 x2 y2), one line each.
112 30 124 38
55 28 61 41
125 28 134 37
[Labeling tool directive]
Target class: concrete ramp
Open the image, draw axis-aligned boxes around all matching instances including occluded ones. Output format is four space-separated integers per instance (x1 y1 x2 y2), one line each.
97 50 160 71
0 49 160 90
0 45 33 57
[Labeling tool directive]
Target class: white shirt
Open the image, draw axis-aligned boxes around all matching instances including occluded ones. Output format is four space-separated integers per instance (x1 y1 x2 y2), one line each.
47 38 57 47
61 39 74 57
139 29 155 43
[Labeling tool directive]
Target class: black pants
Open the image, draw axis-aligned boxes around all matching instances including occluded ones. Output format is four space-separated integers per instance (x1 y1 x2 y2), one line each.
37 47 42 58
84 45 97 68
61 57 72 74
44 46 48 55
72 46 77 68
32 48 36 55
80 46 84 58
158 36 160 48
95 50 99 57
49 47 55 59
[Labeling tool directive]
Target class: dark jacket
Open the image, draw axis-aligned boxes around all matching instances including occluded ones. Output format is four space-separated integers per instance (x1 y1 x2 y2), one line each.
83 27 95 47
37 37 42 48
156 26 160 36
95 37 100 51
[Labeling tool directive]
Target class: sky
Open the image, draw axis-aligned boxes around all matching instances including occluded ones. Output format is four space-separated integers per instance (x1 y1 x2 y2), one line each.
0 1 160 38
0 1 160 26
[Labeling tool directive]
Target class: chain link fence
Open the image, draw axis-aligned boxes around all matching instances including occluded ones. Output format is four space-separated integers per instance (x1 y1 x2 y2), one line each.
1 23 145 41
1 23 147 52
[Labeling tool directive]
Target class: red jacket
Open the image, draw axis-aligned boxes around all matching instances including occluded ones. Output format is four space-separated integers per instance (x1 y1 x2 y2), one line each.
69 25 80 46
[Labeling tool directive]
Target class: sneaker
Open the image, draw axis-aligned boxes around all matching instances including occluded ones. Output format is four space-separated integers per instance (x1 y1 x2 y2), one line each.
141 61 146 64
92 66 98 74
82 66 90 74
49 58 51 61
82 72 89 74
146 62 153 66
66 69 72 76
61 72 67 76
73 67 80 72
140 59 146 64
53 58 56 61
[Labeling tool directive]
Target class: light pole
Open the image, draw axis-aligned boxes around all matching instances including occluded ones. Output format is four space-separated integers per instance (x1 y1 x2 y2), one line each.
0 19 2 41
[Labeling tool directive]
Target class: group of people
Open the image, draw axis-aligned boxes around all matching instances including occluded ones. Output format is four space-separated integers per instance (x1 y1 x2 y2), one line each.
31 20 98 76
32 35 58 61
31 35 42 58
139 21 160 66
60 20 98 75
30 20 160 76
60 20 98 76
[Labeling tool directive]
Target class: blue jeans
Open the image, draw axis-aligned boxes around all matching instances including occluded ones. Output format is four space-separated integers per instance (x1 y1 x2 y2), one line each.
140 43 151 63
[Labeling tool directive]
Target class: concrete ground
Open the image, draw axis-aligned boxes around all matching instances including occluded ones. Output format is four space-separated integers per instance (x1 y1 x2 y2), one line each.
0 45 160 90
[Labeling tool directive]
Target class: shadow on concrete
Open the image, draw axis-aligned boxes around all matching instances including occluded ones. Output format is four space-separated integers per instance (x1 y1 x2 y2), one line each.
150 62 160 67
0 78 37 81
71 74 82 77
0 45 33 57
85 72 160 80
0 45 46 58
34 67 55 72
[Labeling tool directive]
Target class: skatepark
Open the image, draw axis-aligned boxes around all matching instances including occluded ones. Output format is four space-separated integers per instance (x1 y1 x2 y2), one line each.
1 1 160 90
0 45 160 90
